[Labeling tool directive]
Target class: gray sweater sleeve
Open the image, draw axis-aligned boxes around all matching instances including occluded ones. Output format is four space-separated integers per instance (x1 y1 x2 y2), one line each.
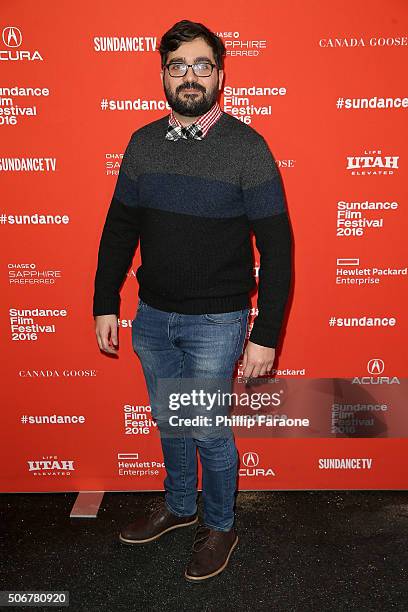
241 135 292 348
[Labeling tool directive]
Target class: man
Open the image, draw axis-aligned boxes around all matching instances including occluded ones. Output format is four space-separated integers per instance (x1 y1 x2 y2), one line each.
93 19 292 581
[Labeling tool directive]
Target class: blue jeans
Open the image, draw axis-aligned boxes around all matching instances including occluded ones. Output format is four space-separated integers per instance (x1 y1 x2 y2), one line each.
131 297 250 531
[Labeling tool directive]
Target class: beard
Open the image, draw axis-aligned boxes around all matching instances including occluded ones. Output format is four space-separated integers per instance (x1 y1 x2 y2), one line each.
163 80 219 117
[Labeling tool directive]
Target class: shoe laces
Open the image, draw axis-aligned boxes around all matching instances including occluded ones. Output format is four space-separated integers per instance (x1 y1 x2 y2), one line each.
192 524 219 552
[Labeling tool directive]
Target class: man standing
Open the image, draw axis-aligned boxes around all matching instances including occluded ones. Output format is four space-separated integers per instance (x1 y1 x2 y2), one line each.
93 19 292 581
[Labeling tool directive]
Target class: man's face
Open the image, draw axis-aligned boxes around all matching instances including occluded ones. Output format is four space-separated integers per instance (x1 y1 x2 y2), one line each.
160 37 223 117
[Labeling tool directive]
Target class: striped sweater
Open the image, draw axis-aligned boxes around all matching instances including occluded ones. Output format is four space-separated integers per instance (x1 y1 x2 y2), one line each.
93 110 292 348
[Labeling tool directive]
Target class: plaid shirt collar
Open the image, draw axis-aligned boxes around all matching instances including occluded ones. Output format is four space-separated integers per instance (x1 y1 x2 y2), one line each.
166 101 223 140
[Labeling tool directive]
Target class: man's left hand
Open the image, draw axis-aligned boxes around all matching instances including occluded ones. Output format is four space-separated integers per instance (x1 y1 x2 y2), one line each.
240 340 275 378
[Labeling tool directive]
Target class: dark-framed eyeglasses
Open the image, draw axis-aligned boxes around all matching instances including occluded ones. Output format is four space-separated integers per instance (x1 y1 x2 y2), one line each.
164 61 217 78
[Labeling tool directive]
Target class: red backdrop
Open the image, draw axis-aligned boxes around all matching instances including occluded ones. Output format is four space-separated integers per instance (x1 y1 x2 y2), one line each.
1 0 407 492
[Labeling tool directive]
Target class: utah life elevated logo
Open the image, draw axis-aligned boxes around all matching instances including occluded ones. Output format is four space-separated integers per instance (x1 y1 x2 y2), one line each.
1 26 43 61
346 149 399 175
27 455 75 476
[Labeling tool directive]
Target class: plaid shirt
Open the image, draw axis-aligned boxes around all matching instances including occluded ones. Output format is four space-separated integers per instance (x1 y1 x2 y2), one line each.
166 100 223 140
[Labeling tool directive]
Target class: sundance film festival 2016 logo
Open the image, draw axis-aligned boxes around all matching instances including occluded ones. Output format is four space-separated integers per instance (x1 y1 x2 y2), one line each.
124 403 157 436
0 84 49 127
9 307 67 341
222 84 285 125
1 26 43 61
336 199 399 238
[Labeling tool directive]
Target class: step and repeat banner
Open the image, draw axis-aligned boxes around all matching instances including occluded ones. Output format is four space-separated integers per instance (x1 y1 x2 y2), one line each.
1 0 407 493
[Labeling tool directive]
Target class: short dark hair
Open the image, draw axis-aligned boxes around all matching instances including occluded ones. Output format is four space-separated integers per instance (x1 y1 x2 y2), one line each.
159 20 226 70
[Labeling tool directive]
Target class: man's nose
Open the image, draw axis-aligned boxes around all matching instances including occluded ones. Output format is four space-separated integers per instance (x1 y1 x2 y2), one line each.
184 65 195 77
182 65 199 82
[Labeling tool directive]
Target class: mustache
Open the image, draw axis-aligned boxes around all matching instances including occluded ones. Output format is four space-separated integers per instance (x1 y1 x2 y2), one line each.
177 84 206 93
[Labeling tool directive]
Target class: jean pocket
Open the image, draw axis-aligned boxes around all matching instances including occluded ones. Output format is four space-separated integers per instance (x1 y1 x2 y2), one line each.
131 298 146 325
203 309 244 324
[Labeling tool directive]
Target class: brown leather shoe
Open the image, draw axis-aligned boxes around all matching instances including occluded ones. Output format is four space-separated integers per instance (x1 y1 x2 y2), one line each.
119 497 198 544
184 523 239 581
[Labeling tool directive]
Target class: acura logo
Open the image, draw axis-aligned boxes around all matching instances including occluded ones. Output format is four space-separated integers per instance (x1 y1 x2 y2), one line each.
2 26 22 48
240 451 275 477
242 451 259 467
367 359 384 375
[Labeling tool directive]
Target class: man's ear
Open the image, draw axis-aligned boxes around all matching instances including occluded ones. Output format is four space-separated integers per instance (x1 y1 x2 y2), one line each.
218 69 224 90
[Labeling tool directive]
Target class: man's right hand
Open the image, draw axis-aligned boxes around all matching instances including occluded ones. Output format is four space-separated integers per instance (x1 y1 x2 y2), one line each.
95 314 119 355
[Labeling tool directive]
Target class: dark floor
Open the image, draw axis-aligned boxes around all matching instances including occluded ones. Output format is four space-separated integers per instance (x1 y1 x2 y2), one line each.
1 490 408 611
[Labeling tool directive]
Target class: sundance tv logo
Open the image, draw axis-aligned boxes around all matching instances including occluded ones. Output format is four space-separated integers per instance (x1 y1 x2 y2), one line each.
239 451 275 478
1 26 43 61
93 35 156 52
